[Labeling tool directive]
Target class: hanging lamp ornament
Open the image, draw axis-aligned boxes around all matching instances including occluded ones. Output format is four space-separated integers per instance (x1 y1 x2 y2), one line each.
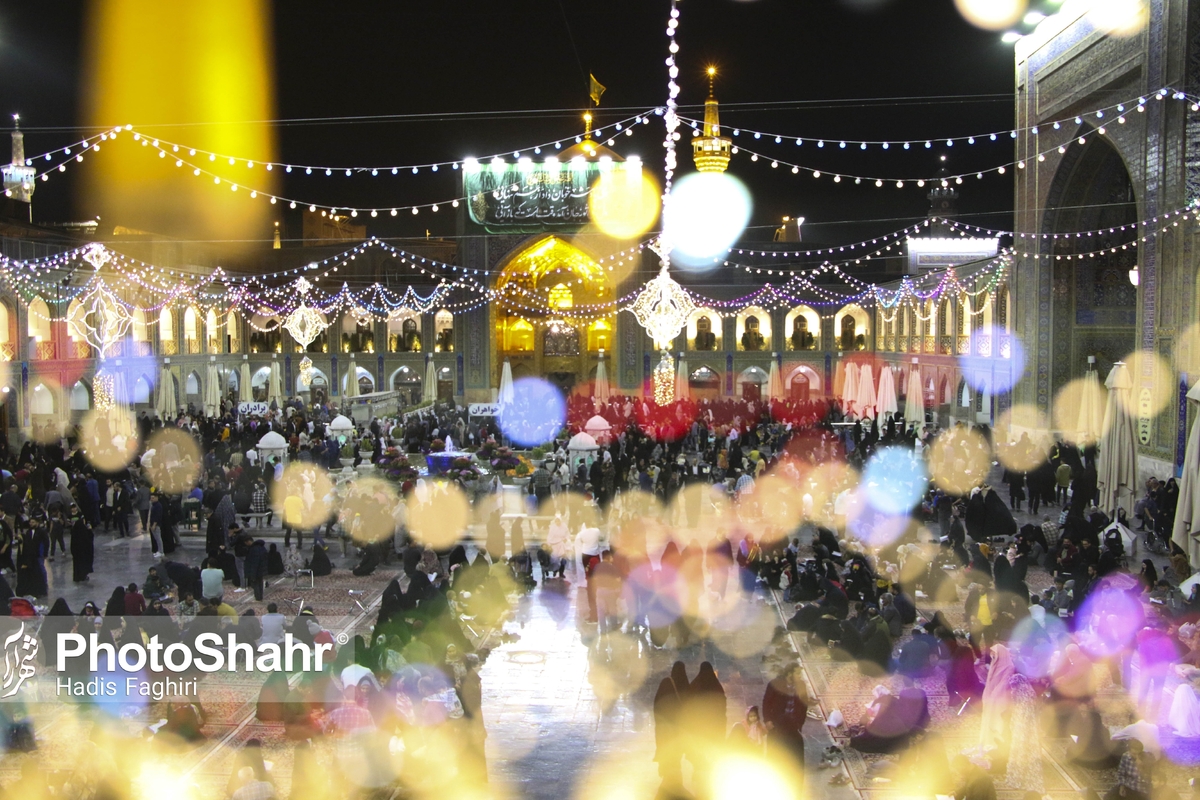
631 241 695 349
632 0 690 406
282 277 326 389
76 278 134 359
82 242 112 271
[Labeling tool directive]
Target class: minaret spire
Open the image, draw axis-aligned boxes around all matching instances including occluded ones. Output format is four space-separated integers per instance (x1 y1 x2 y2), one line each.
3 113 35 209
692 67 732 173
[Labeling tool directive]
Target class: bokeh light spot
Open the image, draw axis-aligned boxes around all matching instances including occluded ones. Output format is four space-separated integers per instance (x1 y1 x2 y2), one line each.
1053 375 1109 446
995 404 1053 472
407 480 470 549
664 172 752 268
271 463 335 529
860 446 927 515
497 377 566 447
958 324 1025 394
79 408 140 473
588 170 660 239
954 0 1026 30
928 427 991 495
144 428 203 494
1121 349 1174 418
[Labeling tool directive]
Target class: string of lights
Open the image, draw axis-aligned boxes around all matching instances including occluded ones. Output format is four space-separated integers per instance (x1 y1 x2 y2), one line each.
123 113 655 176
676 87 1198 153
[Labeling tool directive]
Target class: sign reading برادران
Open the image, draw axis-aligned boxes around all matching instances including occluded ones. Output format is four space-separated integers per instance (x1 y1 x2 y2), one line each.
462 157 638 233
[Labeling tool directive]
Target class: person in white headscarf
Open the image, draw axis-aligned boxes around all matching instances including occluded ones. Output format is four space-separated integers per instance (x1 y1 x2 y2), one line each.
978 643 1017 752
544 513 570 579
1167 666 1200 738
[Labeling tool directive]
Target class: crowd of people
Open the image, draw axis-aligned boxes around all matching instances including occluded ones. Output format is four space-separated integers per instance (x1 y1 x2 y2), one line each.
0 389 1198 800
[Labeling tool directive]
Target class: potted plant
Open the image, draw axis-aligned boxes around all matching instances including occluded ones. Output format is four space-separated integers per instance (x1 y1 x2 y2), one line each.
429 438 446 454
339 440 356 468
359 434 375 460
377 447 419 486
450 456 482 490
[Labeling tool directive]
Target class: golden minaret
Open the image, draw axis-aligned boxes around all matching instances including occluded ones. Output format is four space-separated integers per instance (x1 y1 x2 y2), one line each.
691 67 732 173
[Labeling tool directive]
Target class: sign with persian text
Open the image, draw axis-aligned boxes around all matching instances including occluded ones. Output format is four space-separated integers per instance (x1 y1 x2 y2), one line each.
463 158 636 233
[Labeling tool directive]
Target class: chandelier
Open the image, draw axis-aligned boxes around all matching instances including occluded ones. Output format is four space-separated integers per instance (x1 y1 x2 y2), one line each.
282 277 328 388
76 280 134 360
630 240 695 350
631 0 691 405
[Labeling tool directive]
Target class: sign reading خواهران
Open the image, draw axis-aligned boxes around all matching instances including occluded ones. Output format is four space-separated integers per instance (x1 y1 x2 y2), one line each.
469 403 500 417
462 157 636 233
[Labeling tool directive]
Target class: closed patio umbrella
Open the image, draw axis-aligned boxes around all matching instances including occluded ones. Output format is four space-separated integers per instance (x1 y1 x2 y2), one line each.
268 359 283 407
423 355 437 403
832 359 845 398
498 359 514 404
856 363 877 419
345 354 360 399
594 356 610 403
675 353 689 401
876 364 898 417
842 361 860 415
767 358 783 401
1096 362 1138 519
1076 367 1106 445
155 363 176 418
204 360 222 417
904 360 925 427
1173 379 1200 564
239 359 252 405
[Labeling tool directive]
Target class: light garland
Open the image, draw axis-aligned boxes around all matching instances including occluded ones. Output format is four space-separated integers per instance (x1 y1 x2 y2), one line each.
676 87 1197 154
125 113 654 177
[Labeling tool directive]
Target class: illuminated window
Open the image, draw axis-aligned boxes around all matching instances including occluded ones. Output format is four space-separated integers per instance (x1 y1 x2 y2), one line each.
587 319 611 351
548 283 574 310
506 318 535 352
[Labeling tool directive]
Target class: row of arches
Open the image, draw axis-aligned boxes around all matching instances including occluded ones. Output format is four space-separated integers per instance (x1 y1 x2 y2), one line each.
1 299 459 360
877 286 1011 347
685 304 870 353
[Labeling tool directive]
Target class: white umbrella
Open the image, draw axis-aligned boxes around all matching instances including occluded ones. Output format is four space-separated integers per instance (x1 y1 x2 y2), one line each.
498 359 514 405
345 354 360 399
904 361 925 427
204 361 222 417
832 359 845 399
943 377 953 405
767 358 783 401
856 363 877 419
1173 379 1200 564
423 356 437 403
842 362 860 414
675 353 689 401
876 365 898 417
268 359 283 407
239 359 252 405
1077 368 1105 444
594 357 610 403
1096 362 1138 520
155 364 176 418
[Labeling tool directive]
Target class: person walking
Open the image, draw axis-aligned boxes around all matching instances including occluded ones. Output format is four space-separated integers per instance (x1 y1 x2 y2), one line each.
762 662 808 783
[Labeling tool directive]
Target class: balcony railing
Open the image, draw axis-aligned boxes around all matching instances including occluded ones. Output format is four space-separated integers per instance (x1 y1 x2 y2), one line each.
924 336 936 354
71 341 92 359
0 342 14 361
974 335 992 358
897 336 908 352
884 335 895 351
185 339 201 355
999 334 1012 359
939 336 953 355
956 335 971 355
161 340 178 356
34 341 56 360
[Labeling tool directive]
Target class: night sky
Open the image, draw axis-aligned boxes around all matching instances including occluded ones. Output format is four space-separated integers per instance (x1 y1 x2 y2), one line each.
0 0 1016 247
